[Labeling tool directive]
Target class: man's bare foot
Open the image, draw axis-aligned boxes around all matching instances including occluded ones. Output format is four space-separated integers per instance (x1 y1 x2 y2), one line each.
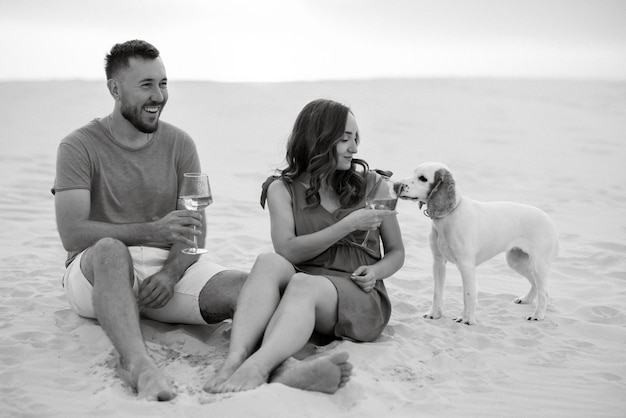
203 352 247 393
117 358 175 401
270 351 352 394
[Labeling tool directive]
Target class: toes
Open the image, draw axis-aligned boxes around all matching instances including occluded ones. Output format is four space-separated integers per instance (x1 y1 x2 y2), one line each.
328 351 350 365
453 316 475 325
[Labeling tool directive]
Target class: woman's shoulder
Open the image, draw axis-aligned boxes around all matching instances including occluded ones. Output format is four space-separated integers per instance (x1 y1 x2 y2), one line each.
260 175 293 208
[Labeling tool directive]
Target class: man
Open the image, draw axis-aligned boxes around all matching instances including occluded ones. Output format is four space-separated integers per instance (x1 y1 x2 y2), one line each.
52 40 247 401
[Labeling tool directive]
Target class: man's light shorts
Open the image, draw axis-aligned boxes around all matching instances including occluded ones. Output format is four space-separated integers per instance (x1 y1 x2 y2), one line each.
63 246 227 325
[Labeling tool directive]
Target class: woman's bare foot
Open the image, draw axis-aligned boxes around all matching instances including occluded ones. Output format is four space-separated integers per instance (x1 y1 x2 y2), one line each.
270 351 352 394
117 358 175 401
207 361 269 393
203 351 248 393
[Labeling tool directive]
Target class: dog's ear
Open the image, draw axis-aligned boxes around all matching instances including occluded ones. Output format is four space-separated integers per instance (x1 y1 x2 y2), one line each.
427 169 456 217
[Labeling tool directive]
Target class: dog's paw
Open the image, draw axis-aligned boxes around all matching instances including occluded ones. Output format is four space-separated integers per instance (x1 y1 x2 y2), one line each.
526 313 545 321
423 308 443 320
513 297 528 304
453 316 476 326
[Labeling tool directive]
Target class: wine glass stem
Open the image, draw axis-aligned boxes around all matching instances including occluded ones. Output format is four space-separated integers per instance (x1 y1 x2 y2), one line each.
192 225 198 250
361 230 371 246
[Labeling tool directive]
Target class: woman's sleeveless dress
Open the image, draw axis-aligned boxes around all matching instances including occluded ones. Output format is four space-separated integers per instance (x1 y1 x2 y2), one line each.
261 172 392 342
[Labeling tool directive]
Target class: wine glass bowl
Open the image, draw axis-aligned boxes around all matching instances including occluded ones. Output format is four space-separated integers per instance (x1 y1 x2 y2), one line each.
179 173 212 255
360 176 400 246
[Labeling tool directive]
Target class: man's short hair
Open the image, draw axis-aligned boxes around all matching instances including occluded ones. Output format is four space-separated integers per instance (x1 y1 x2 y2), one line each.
104 40 160 80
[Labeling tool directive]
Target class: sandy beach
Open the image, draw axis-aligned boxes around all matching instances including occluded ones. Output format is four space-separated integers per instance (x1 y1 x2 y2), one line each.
0 79 625 417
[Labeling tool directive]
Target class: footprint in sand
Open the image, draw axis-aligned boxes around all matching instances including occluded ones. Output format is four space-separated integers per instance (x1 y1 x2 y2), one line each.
54 309 89 332
578 305 625 325
10 330 55 348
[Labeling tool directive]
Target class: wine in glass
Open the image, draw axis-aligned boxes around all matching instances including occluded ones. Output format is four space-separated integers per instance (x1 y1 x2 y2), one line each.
179 173 213 255
360 177 400 246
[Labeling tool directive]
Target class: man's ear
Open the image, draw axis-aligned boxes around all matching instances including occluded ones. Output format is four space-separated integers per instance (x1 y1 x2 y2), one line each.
107 79 120 100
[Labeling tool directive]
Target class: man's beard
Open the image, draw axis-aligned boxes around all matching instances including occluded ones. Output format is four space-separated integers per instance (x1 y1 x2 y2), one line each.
120 99 164 134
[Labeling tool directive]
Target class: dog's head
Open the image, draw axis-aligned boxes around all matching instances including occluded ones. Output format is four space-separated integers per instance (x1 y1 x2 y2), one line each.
398 162 457 217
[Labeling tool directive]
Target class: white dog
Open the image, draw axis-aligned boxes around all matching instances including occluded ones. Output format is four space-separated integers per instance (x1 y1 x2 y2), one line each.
398 162 559 325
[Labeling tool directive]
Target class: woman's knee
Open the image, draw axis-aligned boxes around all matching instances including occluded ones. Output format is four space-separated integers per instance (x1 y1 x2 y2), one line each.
253 252 290 269
285 273 331 298
250 252 294 285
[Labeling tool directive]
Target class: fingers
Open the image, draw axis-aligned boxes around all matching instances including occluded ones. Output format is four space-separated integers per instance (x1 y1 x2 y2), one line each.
352 266 366 276
138 280 173 309
364 209 396 229
139 291 169 309
350 272 375 292
167 210 203 246
178 231 201 248
175 210 203 227
372 209 398 217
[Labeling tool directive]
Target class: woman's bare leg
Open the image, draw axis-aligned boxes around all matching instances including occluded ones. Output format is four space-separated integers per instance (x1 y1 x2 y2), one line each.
210 273 351 393
203 253 295 391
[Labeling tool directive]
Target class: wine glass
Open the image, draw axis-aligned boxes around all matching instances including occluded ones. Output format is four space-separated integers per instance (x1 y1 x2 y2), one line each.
360 177 400 246
179 173 213 255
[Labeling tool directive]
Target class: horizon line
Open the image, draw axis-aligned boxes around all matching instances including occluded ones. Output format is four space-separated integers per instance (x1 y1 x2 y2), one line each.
1 75 625 84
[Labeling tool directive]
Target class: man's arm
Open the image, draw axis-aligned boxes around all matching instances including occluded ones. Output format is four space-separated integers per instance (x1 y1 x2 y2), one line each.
136 206 208 309
55 189 201 252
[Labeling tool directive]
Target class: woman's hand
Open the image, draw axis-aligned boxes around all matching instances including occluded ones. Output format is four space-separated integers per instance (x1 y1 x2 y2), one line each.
351 265 377 292
346 208 397 232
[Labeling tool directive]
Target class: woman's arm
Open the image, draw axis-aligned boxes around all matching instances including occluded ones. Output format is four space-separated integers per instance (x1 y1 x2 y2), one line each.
350 215 405 291
267 180 393 265
371 214 405 280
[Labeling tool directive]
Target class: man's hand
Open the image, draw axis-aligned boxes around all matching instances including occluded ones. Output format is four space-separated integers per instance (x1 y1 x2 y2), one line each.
138 270 176 309
151 210 202 247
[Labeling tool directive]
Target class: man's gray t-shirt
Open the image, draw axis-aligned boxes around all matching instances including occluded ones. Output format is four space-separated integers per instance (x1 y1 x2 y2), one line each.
53 117 201 266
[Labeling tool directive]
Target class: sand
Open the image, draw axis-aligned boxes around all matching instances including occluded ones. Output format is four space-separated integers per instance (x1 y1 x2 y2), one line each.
0 79 624 417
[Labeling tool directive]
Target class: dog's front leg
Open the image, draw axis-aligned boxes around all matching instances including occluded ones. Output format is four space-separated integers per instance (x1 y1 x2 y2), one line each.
425 254 446 320
425 229 445 320
455 262 478 325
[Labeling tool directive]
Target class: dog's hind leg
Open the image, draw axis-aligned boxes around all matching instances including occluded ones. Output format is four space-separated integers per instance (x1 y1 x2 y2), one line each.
527 256 550 321
507 248 536 304
507 248 548 321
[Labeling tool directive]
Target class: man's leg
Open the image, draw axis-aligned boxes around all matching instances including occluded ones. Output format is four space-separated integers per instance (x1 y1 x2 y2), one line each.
80 238 174 401
198 270 248 323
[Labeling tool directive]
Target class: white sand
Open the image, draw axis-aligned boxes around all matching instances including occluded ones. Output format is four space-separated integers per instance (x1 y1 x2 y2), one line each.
0 79 624 417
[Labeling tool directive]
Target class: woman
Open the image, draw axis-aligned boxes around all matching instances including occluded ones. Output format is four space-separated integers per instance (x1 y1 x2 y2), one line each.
205 99 404 394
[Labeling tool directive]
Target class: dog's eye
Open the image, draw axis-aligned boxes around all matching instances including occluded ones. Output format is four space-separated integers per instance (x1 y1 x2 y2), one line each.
418 176 428 182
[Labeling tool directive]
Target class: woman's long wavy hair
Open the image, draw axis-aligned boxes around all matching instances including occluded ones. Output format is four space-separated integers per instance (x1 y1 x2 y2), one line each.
279 99 369 208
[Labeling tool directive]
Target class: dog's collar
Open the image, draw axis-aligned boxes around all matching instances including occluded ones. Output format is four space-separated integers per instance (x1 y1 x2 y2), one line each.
424 198 462 219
